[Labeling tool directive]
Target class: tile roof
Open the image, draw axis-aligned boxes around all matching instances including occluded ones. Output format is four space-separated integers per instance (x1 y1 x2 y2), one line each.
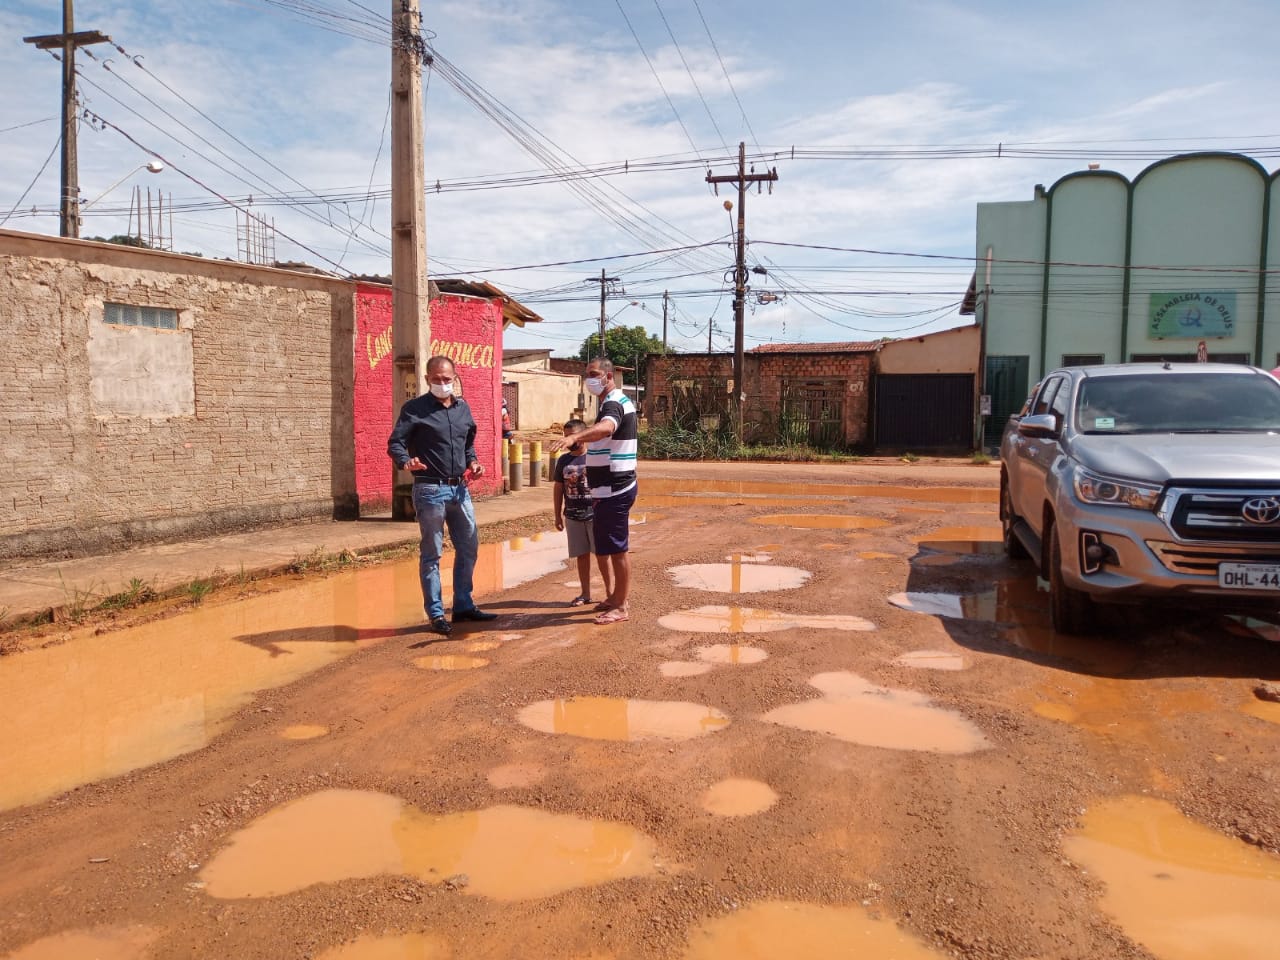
748 340 882 354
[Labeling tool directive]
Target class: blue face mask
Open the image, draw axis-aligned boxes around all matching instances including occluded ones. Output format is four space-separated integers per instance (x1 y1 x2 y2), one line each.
585 377 606 396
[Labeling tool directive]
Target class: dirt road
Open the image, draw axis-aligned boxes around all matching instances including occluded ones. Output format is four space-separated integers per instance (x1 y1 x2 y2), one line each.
1 465 1278 960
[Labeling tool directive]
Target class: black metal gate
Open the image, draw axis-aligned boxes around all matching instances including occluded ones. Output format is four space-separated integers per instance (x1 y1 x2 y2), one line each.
875 373 974 451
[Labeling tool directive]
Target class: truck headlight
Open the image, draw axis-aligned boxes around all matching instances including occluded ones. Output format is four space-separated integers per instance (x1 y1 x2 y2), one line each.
1073 468 1162 510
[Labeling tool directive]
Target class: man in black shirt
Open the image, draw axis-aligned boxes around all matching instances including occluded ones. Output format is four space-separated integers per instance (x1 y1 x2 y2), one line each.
388 356 498 636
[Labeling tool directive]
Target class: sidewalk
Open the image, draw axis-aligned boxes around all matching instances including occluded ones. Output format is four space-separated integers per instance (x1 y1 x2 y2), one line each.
0 484 555 626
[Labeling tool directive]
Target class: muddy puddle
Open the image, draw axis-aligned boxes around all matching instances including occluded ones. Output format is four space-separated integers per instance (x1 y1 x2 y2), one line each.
699 778 778 817
667 563 811 594
316 932 450 960
659 661 715 678
200 789 658 901
1 925 159 960
1243 697 1280 725
658 606 875 634
641 477 996 505
413 655 490 671
694 644 768 665
749 514 891 531
681 900 947 959
893 650 967 671
0 532 562 814
280 725 329 740
858 551 899 561
763 672 989 754
517 697 731 741
911 526 1003 555
1064 796 1280 959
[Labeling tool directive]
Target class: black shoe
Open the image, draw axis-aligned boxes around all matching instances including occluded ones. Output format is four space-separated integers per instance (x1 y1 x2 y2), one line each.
429 617 452 636
452 607 497 623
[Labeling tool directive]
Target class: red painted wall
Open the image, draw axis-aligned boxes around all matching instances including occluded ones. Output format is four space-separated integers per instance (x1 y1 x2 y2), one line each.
353 284 504 510
354 283 394 510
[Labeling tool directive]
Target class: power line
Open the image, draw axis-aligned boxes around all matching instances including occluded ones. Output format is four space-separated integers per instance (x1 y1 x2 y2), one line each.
690 0 759 154
0 134 61 227
614 0 702 158
650 0 729 153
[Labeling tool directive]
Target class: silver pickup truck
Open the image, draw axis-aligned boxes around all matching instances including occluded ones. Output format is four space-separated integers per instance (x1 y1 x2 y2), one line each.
999 363 1280 633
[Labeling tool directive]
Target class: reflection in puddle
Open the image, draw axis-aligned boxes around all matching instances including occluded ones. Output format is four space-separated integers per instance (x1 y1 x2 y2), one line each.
750 514 891 531
858 551 898 561
660 661 715 678
641 477 996 505
900 506 945 514
888 592 965 619
911 553 961 567
668 563 811 594
763 673 989 754
413 655 490 671
316 932 450 960
694 644 768 665
200 789 657 901
911 526 1003 555
0 531 558 814
465 641 502 653
894 650 967 671
486 763 546 789
700 778 778 817
518 698 731 741
725 553 772 563
280 725 329 741
1064 796 1280 960
658 606 875 634
1 925 159 960
638 495 822 509
682 900 947 959
1243 698 1280 725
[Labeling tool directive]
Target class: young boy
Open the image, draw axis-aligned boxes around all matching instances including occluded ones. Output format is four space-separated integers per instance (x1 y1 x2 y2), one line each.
553 420 613 606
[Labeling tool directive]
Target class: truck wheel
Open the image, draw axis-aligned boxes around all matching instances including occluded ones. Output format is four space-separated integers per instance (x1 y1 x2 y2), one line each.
1049 522 1098 635
1001 477 1029 560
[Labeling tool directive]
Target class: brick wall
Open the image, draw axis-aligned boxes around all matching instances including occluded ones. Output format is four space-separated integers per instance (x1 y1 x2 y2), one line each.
0 231 356 560
354 283 394 510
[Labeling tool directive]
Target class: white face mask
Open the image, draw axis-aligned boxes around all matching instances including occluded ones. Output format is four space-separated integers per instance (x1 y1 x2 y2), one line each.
585 376 606 396
428 381 454 399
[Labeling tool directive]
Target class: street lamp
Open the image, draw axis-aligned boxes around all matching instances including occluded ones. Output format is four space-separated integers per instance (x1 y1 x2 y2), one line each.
81 159 164 210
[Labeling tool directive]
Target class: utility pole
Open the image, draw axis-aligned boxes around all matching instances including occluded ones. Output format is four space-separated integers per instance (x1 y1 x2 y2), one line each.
706 142 778 440
662 290 669 352
588 268 620 358
24 0 110 238
389 0 430 520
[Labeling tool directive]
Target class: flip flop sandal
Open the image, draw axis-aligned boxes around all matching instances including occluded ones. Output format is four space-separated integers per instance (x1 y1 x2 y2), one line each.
594 608 629 626
593 601 613 612
571 595 590 606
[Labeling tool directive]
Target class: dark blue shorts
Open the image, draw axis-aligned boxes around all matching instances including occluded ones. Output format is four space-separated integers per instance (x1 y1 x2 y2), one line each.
592 484 637 556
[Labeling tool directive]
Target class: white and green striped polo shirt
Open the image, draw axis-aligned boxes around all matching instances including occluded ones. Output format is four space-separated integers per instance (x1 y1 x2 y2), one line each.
586 389 638 498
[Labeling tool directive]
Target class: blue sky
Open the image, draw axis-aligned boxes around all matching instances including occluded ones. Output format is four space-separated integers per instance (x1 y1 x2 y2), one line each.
2 0 1278 355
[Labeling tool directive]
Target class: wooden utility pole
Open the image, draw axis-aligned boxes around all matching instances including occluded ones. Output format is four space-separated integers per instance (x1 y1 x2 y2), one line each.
24 0 110 238
588 269 620 358
390 0 430 520
706 142 777 439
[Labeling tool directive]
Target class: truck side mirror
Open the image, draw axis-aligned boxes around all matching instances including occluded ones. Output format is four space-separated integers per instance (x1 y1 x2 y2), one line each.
1017 413 1059 438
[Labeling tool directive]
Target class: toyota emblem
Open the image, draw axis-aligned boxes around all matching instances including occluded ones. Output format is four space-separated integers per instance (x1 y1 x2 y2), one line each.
1241 497 1280 525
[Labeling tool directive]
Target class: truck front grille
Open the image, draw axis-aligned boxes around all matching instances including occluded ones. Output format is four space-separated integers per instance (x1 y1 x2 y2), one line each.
1147 540 1280 575
1165 488 1280 543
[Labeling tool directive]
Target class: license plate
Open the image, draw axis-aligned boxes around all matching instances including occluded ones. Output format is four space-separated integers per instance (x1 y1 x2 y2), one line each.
1219 562 1280 590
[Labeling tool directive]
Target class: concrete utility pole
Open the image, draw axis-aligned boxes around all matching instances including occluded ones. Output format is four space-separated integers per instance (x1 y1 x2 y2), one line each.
588 268 620 358
662 290 669 352
24 0 110 238
706 142 778 440
390 0 431 520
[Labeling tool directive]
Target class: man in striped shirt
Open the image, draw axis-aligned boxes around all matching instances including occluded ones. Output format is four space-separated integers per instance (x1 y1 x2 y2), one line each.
550 358 638 625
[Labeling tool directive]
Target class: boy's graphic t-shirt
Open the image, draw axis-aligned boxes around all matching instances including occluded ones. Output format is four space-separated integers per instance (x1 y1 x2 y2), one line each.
554 452 593 520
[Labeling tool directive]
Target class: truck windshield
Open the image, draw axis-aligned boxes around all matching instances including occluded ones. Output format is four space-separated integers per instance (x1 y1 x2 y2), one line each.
1076 373 1280 434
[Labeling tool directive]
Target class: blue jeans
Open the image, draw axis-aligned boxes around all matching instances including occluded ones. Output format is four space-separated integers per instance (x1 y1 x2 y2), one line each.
412 482 479 620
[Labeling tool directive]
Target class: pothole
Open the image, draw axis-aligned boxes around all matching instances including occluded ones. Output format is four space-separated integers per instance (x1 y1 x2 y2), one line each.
200 790 658 901
762 672 989 754
517 697 730 741
699 778 778 817
893 650 967 671
280 725 329 740
681 900 948 959
1 925 160 960
1064 795 1280 960
316 932 450 960
667 564 811 593
694 644 768 665
658 606 874 634
749 515 891 531
910 526 1003 555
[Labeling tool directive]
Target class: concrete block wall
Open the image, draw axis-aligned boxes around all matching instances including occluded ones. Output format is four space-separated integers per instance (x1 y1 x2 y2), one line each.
0 231 356 561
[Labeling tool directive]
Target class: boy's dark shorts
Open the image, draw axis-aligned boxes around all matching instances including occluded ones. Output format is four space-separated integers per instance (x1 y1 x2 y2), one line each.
592 484 637 556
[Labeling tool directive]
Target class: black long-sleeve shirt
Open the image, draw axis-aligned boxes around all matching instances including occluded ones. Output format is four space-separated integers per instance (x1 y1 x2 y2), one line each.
387 393 479 479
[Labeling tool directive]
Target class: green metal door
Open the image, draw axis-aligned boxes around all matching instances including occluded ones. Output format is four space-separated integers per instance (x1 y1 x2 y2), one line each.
984 355 1029 446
